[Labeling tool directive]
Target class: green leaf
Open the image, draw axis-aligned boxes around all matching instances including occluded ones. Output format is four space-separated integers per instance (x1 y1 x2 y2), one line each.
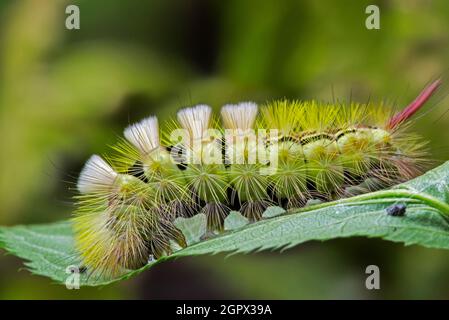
1 161 449 287
174 214 207 245
262 206 286 218
224 211 249 231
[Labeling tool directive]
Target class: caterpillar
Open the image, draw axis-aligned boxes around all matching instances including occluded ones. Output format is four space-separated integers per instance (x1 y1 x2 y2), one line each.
74 79 441 278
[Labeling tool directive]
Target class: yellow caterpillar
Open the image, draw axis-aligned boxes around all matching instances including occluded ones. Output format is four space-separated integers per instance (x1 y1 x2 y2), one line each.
73 80 440 277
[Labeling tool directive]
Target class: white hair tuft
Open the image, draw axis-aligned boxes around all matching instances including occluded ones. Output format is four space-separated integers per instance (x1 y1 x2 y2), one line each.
124 116 160 155
77 155 117 194
221 102 258 130
177 104 212 141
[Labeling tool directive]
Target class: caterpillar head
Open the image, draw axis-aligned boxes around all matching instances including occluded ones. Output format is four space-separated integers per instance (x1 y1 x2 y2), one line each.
74 155 186 277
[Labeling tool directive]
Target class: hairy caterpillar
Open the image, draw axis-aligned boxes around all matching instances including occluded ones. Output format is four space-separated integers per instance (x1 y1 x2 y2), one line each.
74 80 440 277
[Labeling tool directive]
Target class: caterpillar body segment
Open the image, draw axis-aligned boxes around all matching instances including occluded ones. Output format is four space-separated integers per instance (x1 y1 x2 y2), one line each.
74 80 439 277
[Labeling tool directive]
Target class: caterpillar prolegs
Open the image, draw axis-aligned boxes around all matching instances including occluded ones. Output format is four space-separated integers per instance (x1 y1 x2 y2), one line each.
74 80 441 277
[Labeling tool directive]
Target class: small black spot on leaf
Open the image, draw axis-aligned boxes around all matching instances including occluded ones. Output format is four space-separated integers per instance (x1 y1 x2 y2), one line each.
386 203 406 217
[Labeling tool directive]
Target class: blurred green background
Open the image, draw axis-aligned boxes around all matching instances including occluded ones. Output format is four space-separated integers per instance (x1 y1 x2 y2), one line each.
1 0 449 299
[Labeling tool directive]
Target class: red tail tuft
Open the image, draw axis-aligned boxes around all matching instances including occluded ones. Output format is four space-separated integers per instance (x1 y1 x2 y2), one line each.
387 79 442 130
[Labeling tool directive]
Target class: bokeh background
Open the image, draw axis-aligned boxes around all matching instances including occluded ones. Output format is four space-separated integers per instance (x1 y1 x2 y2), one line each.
1 0 449 299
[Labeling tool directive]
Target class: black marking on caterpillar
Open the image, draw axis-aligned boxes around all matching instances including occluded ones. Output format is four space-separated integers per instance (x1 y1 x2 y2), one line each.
127 160 148 183
335 128 357 140
300 133 335 145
